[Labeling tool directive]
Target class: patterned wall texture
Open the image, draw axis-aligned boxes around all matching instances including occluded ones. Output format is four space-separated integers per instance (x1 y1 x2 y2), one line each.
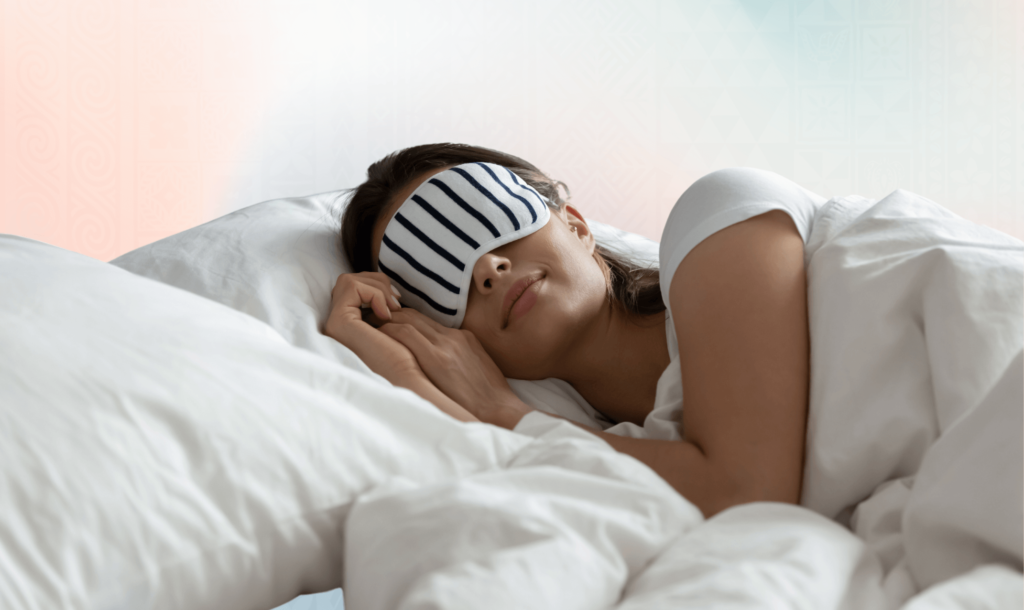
2 0 1021 261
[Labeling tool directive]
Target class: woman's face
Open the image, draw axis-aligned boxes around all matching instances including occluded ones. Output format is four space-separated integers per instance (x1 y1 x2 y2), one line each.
371 167 610 379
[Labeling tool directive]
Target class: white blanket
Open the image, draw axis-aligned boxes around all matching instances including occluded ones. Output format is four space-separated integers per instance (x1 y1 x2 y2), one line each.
341 189 1024 609
801 190 1023 604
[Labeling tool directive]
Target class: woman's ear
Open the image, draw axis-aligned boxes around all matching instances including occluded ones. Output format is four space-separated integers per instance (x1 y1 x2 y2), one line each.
563 204 596 253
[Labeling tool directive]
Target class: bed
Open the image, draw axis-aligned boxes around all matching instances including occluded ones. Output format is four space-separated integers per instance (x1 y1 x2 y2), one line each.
1 186 1021 609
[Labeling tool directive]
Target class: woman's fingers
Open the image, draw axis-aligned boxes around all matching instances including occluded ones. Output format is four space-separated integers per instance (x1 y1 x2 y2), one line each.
399 306 446 331
379 313 522 426
380 310 459 364
330 273 403 323
387 308 445 342
353 282 395 321
365 272 404 308
378 321 437 364
331 272 401 306
375 272 404 298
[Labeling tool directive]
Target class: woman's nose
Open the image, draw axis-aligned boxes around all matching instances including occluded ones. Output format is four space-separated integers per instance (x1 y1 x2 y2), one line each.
473 252 509 291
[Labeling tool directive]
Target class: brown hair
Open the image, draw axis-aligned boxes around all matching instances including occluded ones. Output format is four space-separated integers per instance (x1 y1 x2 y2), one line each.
339 143 665 318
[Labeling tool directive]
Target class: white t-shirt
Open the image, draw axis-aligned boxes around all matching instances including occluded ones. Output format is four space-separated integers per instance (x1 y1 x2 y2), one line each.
601 167 828 440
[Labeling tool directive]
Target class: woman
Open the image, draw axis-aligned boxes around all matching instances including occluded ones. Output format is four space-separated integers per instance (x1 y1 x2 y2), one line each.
326 142 820 518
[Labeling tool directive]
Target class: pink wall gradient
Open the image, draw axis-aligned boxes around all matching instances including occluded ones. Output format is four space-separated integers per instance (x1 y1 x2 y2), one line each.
1 0 273 261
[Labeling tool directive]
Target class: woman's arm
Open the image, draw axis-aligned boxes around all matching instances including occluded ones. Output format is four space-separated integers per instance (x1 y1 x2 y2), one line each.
401 374 480 423
595 209 810 516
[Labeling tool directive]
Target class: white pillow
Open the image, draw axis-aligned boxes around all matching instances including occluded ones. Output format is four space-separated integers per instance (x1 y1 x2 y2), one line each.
0 235 533 610
110 191 661 429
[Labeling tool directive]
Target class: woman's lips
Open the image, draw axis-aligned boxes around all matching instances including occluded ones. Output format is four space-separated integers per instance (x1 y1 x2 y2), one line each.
508 280 540 325
503 276 541 328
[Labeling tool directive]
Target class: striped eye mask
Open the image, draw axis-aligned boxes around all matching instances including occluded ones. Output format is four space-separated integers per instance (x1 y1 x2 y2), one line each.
378 161 552 328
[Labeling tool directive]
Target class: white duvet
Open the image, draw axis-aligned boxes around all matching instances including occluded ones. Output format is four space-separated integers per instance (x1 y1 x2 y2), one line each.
2 188 1021 610
341 189 1024 609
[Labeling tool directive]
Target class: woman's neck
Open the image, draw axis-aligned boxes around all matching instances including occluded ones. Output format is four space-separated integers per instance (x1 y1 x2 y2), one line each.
556 304 671 426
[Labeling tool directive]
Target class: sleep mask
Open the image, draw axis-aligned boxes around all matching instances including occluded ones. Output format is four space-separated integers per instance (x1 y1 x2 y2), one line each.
378 161 551 328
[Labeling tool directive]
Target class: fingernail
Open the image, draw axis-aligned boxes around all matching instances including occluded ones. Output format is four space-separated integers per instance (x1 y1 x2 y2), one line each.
391 296 401 308
391 284 401 297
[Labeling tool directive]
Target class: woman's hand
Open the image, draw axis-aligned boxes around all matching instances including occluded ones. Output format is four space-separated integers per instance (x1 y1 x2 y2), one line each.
324 272 421 386
377 308 533 429
324 272 478 422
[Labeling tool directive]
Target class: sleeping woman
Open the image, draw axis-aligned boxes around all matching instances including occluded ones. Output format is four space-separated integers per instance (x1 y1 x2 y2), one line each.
328 142 1024 594
326 142 817 519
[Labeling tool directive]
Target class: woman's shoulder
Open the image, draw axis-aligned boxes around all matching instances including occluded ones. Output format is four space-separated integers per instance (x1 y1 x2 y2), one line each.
657 167 826 309
676 167 804 202
661 168 824 236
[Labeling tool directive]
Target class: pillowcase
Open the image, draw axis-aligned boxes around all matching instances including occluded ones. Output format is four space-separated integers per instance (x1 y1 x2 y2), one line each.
110 191 661 429
0 235 533 610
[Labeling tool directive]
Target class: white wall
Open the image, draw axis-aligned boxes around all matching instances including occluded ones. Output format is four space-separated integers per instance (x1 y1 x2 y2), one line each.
242 0 1022 242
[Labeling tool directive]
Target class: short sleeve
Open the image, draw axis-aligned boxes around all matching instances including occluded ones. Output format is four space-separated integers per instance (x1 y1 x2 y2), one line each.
658 167 827 311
